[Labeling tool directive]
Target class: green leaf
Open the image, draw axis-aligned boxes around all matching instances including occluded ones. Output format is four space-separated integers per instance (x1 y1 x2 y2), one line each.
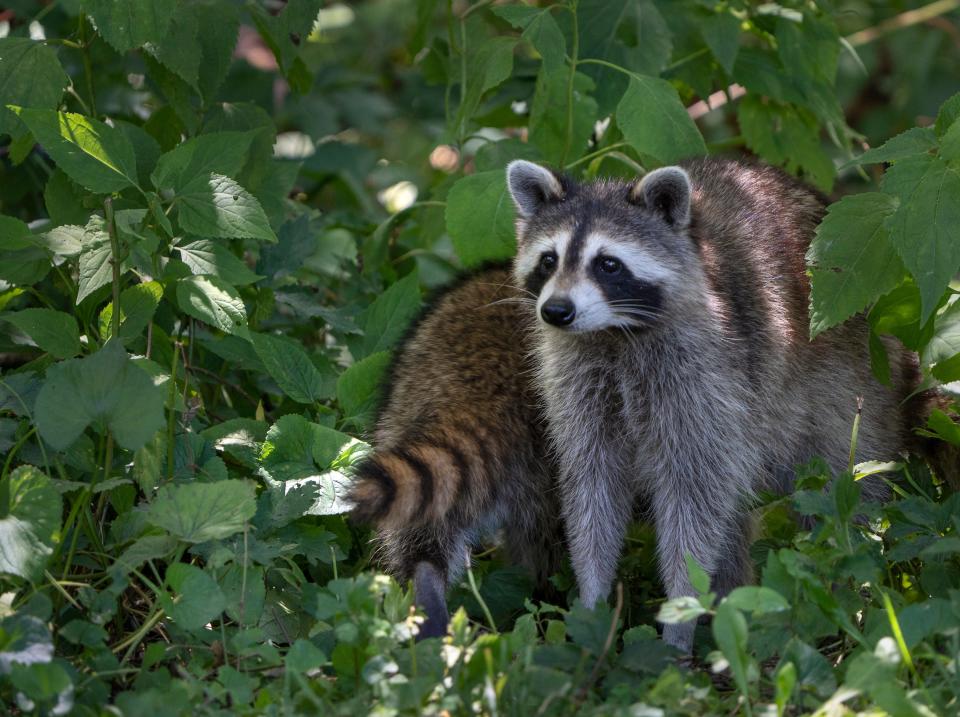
176 239 262 286
724 586 790 615
935 91 960 137
713 602 751 699
882 155 960 321
147 480 256 542
250 331 335 403
163 563 226 631
494 6 565 73
3 308 81 359
98 281 163 343
528 67 597 165
260 414 356 483
150 7 202 89
0 215 49 286
194 0 241 100
176 173 277 242
576 0 631 114
151 132 257 192
454 31 515 133
176 275 248 336
8 662 72 708
44 170 90 228
355 271 421 357
0 466 61 582
843 127 937 168
76 216 114 305
10 108 139 193
697 10 740 74
249 0 322 76
684 553 710 596
35 341 166 451
446 171 516 268
286 639 326 672
337 351 391 429
0 38 69 137
616 75 707 165
807 193 905 336
219 564 266 625
84 0 177 53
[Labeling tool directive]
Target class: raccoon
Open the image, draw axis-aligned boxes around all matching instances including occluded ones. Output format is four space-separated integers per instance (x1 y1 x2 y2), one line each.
506 157 934 652
347 265 560 638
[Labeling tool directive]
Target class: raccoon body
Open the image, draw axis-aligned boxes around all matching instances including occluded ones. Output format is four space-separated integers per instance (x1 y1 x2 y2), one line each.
348 265 560 638
506 157 933 652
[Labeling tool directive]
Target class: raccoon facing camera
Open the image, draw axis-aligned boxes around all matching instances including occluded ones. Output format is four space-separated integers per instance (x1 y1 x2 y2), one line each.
507 157 942 653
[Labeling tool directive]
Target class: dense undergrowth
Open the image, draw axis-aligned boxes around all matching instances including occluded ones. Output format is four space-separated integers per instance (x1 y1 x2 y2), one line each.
1 0 960 714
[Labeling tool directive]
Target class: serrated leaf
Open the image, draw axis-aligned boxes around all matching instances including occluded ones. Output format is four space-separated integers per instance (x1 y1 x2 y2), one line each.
147 480 256 542
713 602 751 698
163 563 226 630
176 275 248 336
176 239 262 286
250 331 335 403
176 173 276 242
10 108 138 194
149 6 201 89
843 127 938 168
454 28 515 133
617 75 707 165
34 341 166 451
0 466 61 582
249 0 322 75
219 564 265 625
882 155 960 321
698 10 740 74
84 0 177 53
3 308 80 359
808 193 905 336
194 1 240 100
0 38 69 137
355 271 421 357
494 5 565 72
98 280 163 343
337 351 390 429
260 414 355 483
446 171 516 268
935 91 960 137
151 132 257 193
528 67 597 165
76 216 113 305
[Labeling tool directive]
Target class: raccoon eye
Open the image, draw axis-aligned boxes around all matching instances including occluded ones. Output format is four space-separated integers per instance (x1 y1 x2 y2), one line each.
596 256 623 275
538 252 557 273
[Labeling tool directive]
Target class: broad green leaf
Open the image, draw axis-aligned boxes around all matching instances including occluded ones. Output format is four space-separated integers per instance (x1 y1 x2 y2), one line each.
617 75 707 165
0 215 49 285
685 553 711 595
494 5 565 72
194 0 241 100
35 342 166 451
713 602 751 699
528 67 597 165
724 586 790 614
151 132 257 192
176 173 277 242
260 414 356 483
807 193 905 336
147 480 256 542
656 595 707 624
176 239 262 286
844 645 926 717
697 10 740 74
337 351 391 429
940 120 960 164
355 270 421 357
454 29 515 133
2 308 81 359
39 224 85 258
842 127 937 168
163 563 226 631
84 0 176 53
446 171 516 268
286 639 326 672
576 0 631 114
76 216 113 305
176 275 248 336
250 331 335 403
0 38 69 136
150 7 202 89
935 91 960 137
0 613 54 669
98 281 163 343
882 155 960 321
219 564 266 625
43 170 89 227
11 109 138 193
0 466 61 582
8 662 72 708
249 0 323 75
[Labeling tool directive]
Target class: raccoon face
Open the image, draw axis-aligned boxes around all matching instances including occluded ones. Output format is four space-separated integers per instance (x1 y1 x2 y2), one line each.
507 160 693 333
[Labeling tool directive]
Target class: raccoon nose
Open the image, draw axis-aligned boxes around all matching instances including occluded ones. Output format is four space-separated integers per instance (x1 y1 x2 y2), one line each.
541 297 576 327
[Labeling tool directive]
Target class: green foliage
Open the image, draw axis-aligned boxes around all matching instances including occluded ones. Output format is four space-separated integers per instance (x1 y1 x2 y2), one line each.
1 0 960 714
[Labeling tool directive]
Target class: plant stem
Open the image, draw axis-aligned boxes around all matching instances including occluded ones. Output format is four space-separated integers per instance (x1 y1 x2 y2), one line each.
166 344 180 482
847 397 863 474
465 551 497 634
104 198 122 340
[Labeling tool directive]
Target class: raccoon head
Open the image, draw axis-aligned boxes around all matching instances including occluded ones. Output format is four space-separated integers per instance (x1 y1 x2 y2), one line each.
506 160 693 333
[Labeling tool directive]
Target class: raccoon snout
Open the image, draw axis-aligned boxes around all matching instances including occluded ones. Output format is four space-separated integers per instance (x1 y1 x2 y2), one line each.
540 297 576 327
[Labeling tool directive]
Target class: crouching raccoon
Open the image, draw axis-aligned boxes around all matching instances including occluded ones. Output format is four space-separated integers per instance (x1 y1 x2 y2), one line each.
347 266 561 638
506 157 941 653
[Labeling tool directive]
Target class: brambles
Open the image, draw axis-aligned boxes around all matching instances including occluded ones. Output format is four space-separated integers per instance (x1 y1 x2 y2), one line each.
1 1 959 714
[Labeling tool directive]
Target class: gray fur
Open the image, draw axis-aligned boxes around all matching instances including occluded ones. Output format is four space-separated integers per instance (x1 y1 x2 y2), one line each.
507 160 565 219
509 157 931 653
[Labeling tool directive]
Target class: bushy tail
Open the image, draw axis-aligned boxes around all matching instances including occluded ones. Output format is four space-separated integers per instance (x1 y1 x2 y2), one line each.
348 441 480 529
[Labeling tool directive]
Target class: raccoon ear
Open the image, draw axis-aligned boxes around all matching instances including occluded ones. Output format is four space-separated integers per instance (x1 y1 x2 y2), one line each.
630 167 691 228
506 160 564 218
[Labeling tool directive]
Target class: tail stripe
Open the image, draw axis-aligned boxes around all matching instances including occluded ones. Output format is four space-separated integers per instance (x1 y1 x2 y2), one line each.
357 459 396 521
394 448 435 516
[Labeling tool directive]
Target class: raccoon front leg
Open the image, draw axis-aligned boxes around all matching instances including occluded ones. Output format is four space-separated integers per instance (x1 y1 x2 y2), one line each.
561 461 634 609
652 476 742 652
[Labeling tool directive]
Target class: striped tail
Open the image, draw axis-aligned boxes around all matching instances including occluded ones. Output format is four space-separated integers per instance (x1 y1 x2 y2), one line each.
348 441 478 530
